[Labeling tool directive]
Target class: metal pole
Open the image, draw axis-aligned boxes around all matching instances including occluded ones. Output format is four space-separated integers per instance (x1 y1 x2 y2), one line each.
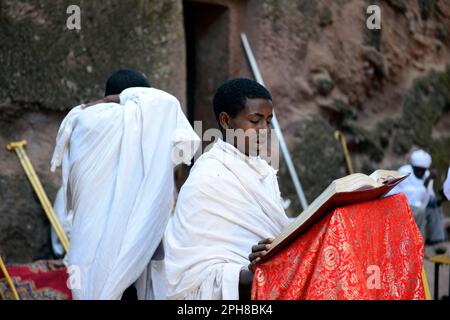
434 263 439 300
6 141 70 253
241 33 308 210
335 131 354 174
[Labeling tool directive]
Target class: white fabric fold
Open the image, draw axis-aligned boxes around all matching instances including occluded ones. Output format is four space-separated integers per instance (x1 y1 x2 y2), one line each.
388 164 431 212
165 139 290 300
51 87 200 300
444 166 450 201
50 187 73 258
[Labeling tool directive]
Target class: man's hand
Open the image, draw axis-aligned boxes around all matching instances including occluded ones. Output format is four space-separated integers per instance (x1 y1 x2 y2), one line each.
81 95 120 109
248 238 274 272
239 237 274 300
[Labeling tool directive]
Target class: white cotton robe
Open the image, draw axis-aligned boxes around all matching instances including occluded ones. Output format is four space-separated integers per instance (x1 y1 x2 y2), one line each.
50 187 73 258
164 139 290 300
387 164 431 211
51 87 200 300
444 166 450 201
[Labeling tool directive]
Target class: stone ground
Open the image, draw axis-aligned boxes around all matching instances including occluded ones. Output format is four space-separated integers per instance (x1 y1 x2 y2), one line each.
424 242 450 300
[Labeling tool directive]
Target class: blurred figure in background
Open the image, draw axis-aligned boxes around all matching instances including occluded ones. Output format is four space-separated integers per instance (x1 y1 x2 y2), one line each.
50 187 72 259
389 149 447 255
444 166 450 201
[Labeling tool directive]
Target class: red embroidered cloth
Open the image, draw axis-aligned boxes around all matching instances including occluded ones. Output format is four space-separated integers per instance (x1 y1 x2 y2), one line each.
0 260 72 300
252 194 425 300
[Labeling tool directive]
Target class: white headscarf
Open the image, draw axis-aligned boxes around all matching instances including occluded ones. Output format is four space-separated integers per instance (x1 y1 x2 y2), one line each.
410 149 432 169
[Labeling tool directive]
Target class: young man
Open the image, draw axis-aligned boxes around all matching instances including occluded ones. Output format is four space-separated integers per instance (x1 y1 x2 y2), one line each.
51 69 200 300
164 78 291 300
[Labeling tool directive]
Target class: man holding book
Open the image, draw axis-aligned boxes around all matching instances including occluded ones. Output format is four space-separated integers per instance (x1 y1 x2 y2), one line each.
164 79 290 300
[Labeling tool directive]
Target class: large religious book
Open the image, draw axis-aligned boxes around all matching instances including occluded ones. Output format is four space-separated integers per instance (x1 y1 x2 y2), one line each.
263 170 409 261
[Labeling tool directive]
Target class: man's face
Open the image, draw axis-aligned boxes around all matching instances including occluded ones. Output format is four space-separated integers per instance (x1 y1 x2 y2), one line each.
412 166 427 179
220 98 274 156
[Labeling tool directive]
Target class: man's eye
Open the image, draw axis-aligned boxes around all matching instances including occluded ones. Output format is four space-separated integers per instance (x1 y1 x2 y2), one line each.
250 120 259 124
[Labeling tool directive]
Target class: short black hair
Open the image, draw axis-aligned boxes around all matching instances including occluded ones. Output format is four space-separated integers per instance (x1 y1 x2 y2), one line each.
104 69 151 96
213 78 272 125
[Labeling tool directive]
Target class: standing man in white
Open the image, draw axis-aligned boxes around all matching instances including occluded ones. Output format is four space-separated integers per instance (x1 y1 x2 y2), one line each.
51 70 200 300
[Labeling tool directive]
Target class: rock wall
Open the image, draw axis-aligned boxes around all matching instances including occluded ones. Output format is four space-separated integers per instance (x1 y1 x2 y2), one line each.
0 0 185 262
240 0 450 212
0 0 449 262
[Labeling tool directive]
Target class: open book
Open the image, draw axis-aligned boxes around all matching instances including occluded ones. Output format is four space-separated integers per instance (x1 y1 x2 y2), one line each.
261 169 409 262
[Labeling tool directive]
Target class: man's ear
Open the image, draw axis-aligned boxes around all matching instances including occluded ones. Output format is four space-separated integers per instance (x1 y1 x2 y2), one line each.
219 112 232 130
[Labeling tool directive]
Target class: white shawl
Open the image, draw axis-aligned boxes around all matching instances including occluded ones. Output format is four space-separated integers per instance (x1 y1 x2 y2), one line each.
51 87 200 300
388 164 431 212
444 166 450 201
164 139 290 300
50 187 73 258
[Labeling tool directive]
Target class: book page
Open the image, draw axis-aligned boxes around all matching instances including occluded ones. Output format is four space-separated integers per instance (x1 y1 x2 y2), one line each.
369 169 404 184
264 171 408 261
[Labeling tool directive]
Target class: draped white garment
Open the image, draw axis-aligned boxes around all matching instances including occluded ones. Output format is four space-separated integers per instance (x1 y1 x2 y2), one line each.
164 139 290 300
388 164 431 212
50 187 73 258
444 166 450 201
51 87 200 300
